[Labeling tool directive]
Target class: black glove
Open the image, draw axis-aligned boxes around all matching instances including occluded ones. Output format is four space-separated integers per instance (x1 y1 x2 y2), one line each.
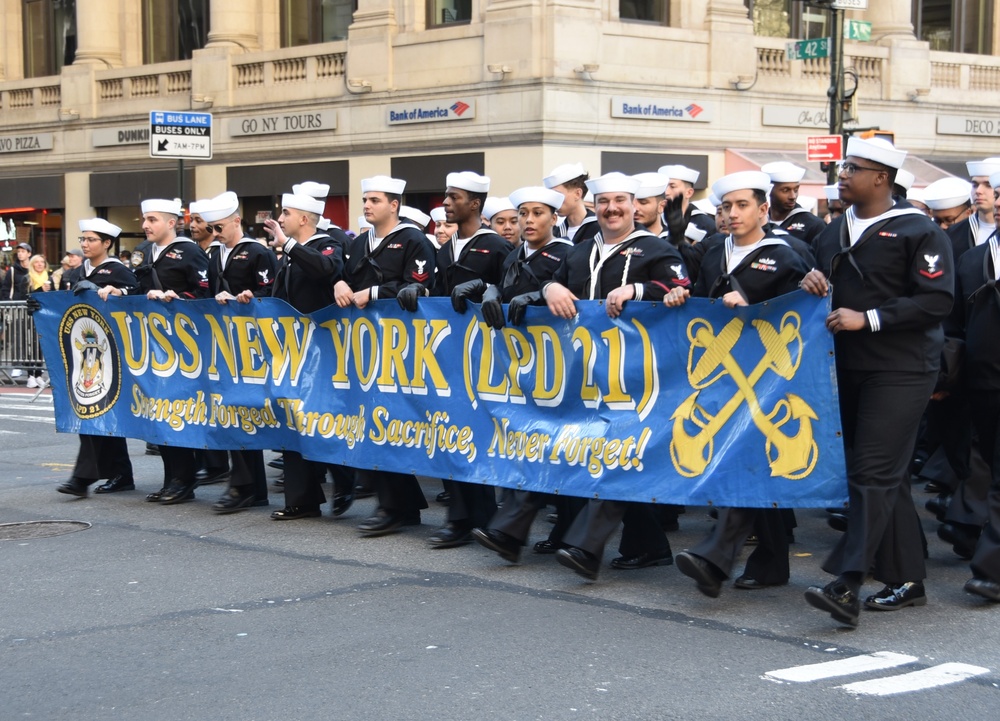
450 278 486 314
73 280 100 296
25 295 42 316
396 283 425 312
481 283 505 330
507 291 542 326
663 193 687 244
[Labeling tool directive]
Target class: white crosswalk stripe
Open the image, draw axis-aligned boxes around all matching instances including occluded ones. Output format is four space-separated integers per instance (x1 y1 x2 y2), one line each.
0 393 55 428
840 663 990 696
765 652 918 683
764 652 991 697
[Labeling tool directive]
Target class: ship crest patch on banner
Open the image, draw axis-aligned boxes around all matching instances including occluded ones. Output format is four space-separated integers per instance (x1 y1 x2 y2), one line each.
58 304 121 419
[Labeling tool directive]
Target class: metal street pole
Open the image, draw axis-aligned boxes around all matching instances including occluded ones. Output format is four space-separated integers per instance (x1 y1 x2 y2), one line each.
827 5 844 185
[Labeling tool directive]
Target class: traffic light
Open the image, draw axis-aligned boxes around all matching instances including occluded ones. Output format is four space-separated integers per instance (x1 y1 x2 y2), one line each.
859 129 895 144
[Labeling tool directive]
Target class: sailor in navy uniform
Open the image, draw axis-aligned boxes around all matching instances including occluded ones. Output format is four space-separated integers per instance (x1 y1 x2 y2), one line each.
56 218 140 498
187 196 231 486
201 192 276 513
135 198 211 505
947 157 1000 264
482 196 520 248
800 136 954 626
264 184 346 520
543 172 690 581
666 172 810 597
334 176 437 537
952 169 1000 602
423 171 512 549
447 186 578 562
544 163 600 245
761 161 827 252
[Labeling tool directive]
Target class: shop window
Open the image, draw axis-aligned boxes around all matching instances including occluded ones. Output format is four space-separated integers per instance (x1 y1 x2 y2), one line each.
427 0 472 28
142 0 209 64
913 0 993 55
745 0 827 40
620 0 669 25
22 0 76 78
281 0 357 46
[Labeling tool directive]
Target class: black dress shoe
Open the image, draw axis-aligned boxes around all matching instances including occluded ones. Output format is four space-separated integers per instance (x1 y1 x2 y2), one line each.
925 495 950 521
145 443 160 456
195 467 231 486
332 491 354 517
353 483 375 499
804 580 859 627
267 457 284 470
533 539 562 554
146 487 167 502
435 490 451 505
159 482 196 505
864 581 927 611
545 512 558 524
675 552 724 598
610 550 673 570
56 478 90 498
734 575 786 590
964 577 1000 601
555 546 600 580
923 479 949 494
471 527 521 562
938 522 979 559
357 510 410 536
94 475 135 493
428 523 473 548
827 513 848 532
270 505 321 520
213 488 258 514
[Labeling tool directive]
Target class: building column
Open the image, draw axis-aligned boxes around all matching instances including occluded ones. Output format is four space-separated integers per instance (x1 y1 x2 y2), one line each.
347 0 399 92
73 0 122 66
704 0 755 90
206 0 261 51
863 0 914 39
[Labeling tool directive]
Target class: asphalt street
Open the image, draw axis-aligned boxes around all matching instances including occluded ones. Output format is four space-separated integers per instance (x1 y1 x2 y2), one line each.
1 387 998 720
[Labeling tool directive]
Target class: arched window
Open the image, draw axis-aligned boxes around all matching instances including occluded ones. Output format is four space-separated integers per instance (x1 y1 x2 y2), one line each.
22 0 76 78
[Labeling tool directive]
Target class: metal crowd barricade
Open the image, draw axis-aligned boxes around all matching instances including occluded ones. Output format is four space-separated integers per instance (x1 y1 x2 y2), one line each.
0 300 48 401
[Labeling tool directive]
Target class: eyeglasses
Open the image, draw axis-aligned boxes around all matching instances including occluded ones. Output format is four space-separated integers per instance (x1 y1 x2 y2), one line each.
209 218 237 234
837 161 884 178
78 236 102 244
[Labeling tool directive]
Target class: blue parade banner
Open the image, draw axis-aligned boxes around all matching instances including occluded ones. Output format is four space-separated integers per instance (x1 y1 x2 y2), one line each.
34 291 847 507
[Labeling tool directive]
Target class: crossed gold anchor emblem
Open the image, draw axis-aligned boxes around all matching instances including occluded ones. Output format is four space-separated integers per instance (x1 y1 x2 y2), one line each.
669 312 819 480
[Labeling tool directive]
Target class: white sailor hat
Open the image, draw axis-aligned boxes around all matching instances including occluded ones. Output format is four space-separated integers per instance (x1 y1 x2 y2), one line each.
711 171 773 201
292 181 330 199
990 171 1000 190
691 198 717 215
894 168 915 192
361 175 406 195
357 215 373 230
188 198 212 217
584 191 594 203
543 162 588 189
760 161 806 184
798 195 818 213
508 187 564 211
708 194 721 207
823 184 840 201
400 206 431 228
281 192 326 215
966 157 1000 178
141 198 182 216
429 207 447 223
906 187 927 205
922 177 973 210
317 218 332 231
658 164 700 184
446 171 490 194
631 173 670 199
585 172 641 196
845 136 906 169
79 218 122 238
482 196 516 220
199 192 240 223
